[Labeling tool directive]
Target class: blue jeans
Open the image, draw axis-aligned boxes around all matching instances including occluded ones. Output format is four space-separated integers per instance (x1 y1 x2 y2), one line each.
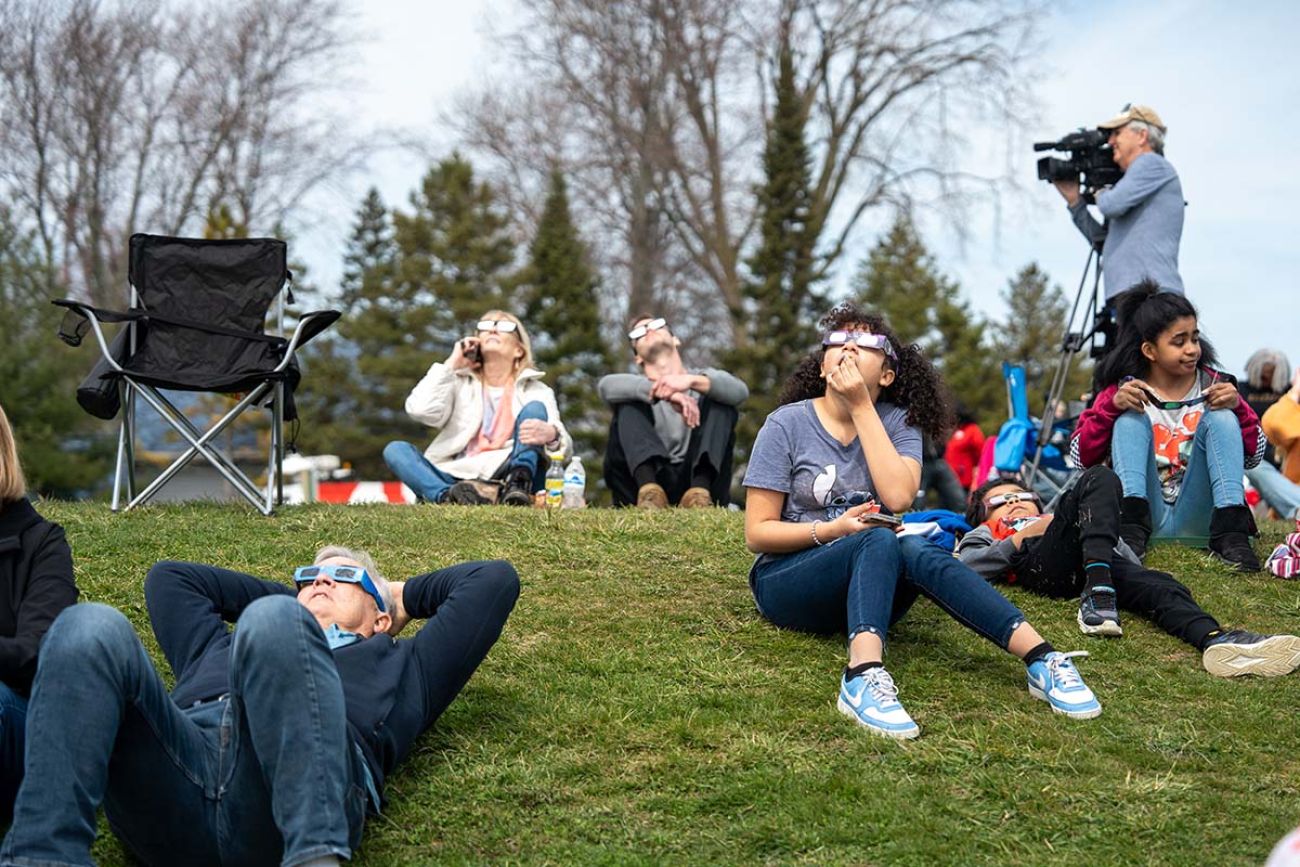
1110 409 1246 539
0 600 368 867
383 400 548 502
0 683 27 823
1246 460 1300 520
751 530 1024 651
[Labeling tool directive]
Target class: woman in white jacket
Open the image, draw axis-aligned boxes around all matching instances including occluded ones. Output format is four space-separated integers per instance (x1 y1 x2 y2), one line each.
383 311 570 505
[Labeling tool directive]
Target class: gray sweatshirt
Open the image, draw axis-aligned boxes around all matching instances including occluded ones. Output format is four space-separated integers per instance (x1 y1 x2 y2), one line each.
597 367 748 463
955 521 1142 582
1069 151 1184 300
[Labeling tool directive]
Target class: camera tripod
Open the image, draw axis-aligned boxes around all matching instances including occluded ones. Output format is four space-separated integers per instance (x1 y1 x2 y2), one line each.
1024 238 1108 485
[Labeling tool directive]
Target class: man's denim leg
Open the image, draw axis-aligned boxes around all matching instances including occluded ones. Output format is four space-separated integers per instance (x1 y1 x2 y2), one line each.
1 603 219 867
217 596 363 867
1109 412 1174 534
1247 460 1300 519
383 441 458 502
0 683 26 823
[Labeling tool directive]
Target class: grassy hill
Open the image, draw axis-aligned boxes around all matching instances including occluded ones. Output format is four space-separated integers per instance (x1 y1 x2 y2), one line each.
33 502 1300 865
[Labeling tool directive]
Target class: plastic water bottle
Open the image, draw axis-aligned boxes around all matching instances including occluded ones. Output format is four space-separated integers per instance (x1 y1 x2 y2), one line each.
545 453 565 508
562 455 586 508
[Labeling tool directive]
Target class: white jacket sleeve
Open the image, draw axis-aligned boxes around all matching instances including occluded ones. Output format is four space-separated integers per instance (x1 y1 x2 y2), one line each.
404 362 459 428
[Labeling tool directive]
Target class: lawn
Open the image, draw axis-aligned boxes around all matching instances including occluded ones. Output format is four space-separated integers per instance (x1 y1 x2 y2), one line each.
34 502 1300 865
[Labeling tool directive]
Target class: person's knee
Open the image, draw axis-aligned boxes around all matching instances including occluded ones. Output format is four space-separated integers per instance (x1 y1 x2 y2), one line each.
43 603 136 663
846 526 901 556
1114 411 1152 436
382 440 412 466
233 595 311 661
518 400 547 422
1079 465 1122 495
1202 407 1239 433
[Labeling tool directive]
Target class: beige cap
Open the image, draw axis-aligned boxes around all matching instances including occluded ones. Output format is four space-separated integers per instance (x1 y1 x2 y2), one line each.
1098 104 1166 132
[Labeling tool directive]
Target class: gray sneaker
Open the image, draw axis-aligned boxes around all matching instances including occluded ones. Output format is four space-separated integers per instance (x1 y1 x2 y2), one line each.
1077 586 1122 637
1202 630 1300 677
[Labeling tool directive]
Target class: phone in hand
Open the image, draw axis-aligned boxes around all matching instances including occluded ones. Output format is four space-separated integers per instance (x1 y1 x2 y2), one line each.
462 338 481 365
856 511 902 527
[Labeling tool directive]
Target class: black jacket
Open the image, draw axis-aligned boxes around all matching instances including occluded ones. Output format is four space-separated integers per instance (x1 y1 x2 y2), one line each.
0 498 79 694
143 560 516 804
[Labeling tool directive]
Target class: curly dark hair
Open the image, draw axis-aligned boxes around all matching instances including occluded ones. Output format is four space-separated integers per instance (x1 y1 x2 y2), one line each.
1095 279 1221 388
777 302 955 439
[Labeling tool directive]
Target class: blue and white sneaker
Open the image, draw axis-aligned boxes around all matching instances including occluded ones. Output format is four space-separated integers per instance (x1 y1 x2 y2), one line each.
837 667 920 739
1026 651 1102 719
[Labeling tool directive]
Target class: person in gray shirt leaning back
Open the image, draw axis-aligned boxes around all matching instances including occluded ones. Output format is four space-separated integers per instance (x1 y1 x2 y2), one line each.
598 315 748 509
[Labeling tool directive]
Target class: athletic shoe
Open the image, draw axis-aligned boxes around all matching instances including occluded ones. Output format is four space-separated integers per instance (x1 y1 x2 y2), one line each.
500 467 534 506
1026 651 1102 719
1202 629 1300 678
444 481 492 505
836 667 920 739
1077 586 1123 637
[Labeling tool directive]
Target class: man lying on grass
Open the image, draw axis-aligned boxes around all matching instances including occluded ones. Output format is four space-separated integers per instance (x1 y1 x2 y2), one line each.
0 547 519 867
957 468 1300 677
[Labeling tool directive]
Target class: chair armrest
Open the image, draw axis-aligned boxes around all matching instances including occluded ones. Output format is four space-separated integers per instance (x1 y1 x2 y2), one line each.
272 310 341 372
52 299 137 373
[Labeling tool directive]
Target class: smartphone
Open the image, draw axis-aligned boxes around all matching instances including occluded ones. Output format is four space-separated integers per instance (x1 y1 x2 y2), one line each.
857 512 902 527
462 338 481 364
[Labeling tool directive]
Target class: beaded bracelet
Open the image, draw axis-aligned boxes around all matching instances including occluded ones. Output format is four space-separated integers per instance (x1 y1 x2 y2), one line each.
811 520 824 546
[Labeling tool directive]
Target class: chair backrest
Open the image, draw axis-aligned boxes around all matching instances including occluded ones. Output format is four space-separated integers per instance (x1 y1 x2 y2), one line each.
1002 362 1030 422
128 234 287 331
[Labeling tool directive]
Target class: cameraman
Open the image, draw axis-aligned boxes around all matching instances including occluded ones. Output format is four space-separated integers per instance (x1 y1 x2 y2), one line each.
1054 104 1185 310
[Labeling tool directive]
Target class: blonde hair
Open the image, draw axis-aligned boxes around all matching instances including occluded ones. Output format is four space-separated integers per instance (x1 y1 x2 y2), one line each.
481 310 535 373
0 404 26 503
313 545 393 613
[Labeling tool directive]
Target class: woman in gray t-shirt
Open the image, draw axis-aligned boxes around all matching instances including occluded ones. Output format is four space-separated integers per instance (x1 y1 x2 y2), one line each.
743 303 1102 739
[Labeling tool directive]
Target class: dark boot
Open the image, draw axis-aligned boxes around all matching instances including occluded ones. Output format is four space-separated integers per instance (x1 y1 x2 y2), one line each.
1208 505 1261 572
1119 496 1152 559
500 467 534 506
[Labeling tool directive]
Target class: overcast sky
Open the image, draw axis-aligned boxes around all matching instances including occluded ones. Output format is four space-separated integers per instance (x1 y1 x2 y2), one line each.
296 0 1300 377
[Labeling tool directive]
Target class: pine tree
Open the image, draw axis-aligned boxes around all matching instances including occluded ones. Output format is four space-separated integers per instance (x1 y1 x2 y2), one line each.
853 214 1003 430
724 35 823 460
518 170 614 481
994 263 1092 417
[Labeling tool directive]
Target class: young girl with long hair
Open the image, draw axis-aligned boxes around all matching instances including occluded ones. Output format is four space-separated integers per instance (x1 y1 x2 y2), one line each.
1072 281 1266 570
743 303 1101 739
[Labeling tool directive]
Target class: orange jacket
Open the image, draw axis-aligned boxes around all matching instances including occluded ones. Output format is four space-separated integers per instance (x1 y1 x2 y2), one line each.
1262 395 1300 483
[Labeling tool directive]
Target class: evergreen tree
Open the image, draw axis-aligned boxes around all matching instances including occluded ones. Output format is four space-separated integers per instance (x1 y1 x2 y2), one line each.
852 214 1002 430
0 210 113 496
994 263 1092 417
724 36 823 460
518 170 614 481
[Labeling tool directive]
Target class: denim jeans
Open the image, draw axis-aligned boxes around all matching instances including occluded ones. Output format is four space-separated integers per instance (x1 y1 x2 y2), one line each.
752 529 1025 651
384 400 549 502
1109 409 1245 538
1246 460 1300 519
1 599 368 867
0 683 26 824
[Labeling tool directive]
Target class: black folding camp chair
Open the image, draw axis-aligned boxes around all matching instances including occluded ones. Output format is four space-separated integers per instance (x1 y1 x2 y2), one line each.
55 234 339 514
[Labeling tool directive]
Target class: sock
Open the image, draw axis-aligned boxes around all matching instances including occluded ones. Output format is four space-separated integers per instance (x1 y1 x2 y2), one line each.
1023 641 1056 668
1199 628 1224 650
845 661 883 679
1083 561 1113 595
633 460 660 488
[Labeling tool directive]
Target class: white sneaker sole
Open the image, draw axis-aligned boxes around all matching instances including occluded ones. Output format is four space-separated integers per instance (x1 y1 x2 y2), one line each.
1202 634 1300 677
836 697 920 739
1077 608 1123 637
1027 684 1103 719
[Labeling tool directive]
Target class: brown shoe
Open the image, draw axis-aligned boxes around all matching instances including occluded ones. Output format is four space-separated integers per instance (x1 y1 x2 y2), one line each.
636 482 669 510
679 487 713 508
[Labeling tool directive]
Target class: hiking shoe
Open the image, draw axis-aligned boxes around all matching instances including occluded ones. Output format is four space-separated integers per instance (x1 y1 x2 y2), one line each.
500 467 534 506
444 481 491 505
1026 651 1102 719
636 482 669 510
679 486 713 508
1202 630 1300 677
836 667 920 739
1077 586 1123 637
1208 505 1262 572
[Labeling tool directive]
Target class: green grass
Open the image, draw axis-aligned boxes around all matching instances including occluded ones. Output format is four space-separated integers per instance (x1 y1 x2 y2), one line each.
32 502 1300 865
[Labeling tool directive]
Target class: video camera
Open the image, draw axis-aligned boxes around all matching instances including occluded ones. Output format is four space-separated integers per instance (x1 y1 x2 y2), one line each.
1034 128 1122 199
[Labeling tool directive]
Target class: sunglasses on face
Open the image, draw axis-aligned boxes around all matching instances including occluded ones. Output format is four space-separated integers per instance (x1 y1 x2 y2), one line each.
293 564 386 613
627 318 668 341
1120 375 1212 410
984 491 1041 510
476 319 519 334
822 331 897 359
